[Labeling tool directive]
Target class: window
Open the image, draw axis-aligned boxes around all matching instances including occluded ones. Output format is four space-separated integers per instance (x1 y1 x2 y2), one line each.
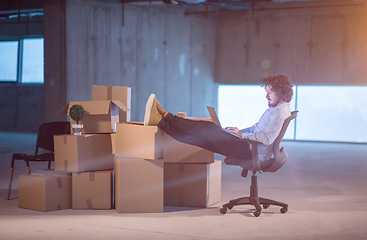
218 85 296 140
22 38 44 83
296 86 367 143
0 41 18 82
0 38 44 84
218 85 367 143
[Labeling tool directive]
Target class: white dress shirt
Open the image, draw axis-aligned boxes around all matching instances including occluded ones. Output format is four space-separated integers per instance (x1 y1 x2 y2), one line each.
241 102 291 160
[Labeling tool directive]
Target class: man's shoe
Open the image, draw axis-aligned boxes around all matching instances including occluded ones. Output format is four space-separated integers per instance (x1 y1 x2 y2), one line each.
144 94 162 126
156 98 168 117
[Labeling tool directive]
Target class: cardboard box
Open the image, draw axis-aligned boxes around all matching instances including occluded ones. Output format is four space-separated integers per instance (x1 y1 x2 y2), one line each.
54 134 114 173
115 122 214 163
72 170 113 210
164 160 221 208
115 157 164 213
111 133 116 155
115 122 165 160
163 132 214 163
34 170 71 176
18 173 72 211
59 100 129 134
92 85 131 123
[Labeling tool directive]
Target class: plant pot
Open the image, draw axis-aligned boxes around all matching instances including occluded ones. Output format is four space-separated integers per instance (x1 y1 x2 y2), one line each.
72 124 83 135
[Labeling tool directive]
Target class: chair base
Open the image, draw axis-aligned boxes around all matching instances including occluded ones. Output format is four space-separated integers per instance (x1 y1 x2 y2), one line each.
219 174 288 217
220 196 288 217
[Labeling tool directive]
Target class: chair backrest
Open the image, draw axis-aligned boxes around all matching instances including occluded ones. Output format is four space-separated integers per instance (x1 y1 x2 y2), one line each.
35 121 70 155
272 111 298 159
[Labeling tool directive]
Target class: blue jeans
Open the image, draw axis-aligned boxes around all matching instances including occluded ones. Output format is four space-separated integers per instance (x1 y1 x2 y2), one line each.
158 113 252 159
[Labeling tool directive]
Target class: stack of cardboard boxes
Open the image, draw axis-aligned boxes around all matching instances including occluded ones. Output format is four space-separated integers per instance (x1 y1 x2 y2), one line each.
18 86 221 213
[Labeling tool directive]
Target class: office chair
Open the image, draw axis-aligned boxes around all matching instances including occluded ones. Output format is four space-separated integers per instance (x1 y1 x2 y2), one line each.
6 121 70 200
220 111 298 217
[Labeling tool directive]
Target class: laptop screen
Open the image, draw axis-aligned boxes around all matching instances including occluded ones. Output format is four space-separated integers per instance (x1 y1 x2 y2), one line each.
207 106 222 128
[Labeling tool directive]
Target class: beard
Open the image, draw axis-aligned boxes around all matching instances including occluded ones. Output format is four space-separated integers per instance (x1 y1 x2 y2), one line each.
268 99 281 107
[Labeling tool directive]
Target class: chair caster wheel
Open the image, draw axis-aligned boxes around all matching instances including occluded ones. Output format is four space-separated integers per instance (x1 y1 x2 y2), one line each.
253 210 261 217
280 207 288 213
220 207 227 214
263 204 270 209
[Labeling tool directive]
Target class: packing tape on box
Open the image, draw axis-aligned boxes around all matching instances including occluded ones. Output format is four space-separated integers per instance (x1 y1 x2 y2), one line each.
107 86 112 100
86 199 93 209
64 160 68 172
57 177 62 188
89 172 95 181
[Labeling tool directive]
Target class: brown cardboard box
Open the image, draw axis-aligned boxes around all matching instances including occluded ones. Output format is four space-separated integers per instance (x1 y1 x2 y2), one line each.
59 100 129 134
92 86 131 123
115 157 164 213
115 122 214 163
111 133 116 155
18 173 72 211
163 132 214 163
34 170 71 176
115 122 165 160
54 134 114 173
164 160 221 208
72 170 113 210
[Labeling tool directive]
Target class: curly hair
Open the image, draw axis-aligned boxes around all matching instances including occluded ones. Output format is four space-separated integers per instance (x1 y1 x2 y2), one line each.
260 73 293 103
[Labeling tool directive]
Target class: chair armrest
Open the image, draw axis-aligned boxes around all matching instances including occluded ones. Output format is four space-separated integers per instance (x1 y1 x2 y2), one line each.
235 138 262 172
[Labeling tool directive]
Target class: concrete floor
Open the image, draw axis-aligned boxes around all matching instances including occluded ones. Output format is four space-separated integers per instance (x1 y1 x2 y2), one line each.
1 131 367 240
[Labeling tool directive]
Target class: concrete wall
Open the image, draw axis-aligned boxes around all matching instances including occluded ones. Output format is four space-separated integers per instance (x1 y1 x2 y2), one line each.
5 0 367 132
0 16 44 132
0 85 43 132
215 5 367 85
44 0 218 123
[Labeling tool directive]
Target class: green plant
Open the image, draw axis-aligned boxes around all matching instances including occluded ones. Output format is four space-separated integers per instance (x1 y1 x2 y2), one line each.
69 104 85 125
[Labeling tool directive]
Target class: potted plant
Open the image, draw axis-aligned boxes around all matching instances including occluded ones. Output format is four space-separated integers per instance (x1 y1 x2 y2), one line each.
69 104 85 135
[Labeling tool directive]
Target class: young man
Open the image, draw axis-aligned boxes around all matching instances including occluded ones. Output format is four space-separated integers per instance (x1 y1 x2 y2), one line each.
143 73 293 170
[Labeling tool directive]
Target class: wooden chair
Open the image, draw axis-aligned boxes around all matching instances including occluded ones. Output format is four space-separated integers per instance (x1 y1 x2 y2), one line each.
6 121 70 200
220 111 298 217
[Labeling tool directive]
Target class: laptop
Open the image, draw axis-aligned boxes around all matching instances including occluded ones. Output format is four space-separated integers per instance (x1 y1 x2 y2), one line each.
207 106 242 139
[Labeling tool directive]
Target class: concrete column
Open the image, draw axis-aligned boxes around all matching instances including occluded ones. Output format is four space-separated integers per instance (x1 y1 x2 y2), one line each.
43 0 67 122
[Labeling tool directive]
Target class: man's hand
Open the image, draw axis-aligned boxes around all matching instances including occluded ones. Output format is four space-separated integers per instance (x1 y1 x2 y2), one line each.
223 127 242 137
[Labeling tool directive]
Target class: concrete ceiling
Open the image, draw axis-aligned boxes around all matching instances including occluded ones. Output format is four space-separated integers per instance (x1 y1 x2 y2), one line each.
1 0 366 13
0 0 365 22
122 0 367 11
0 0 42 13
